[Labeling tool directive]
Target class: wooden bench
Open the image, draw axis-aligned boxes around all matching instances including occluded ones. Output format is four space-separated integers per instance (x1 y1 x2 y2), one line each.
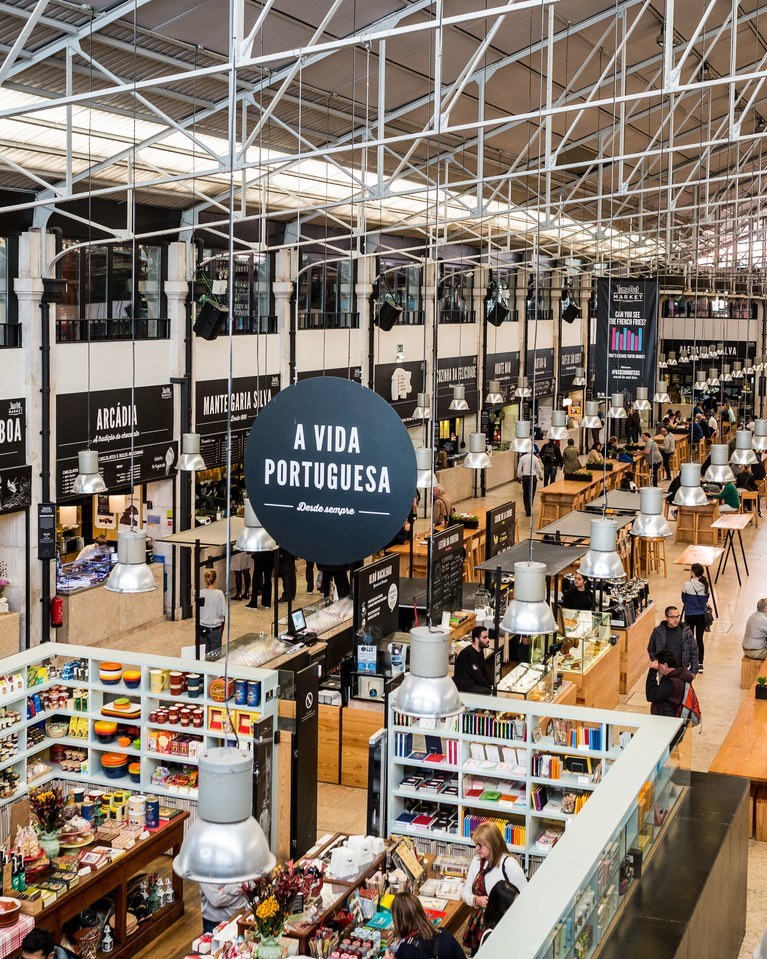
741 655 767 689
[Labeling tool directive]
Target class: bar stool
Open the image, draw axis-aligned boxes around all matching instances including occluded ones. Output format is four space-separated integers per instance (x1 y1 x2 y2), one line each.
637 536 668 577
740 491 760 526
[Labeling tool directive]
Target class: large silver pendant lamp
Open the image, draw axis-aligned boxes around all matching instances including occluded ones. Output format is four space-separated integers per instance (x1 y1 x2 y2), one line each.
178 433 206 472
449 384 469 411
511 420 533 453
705 445 735 484
72 449 107 494
235 497 277 552
173 747 275 883
653 380 671 403
721 364 732 382
581 400 602 429
484 380 504 406
578 519 626 580
631 486 672 538
658 352 668 369
607 393 627 419
666 351 677 366
751 420 767 452
679 347 690 365
500 562 556 635
412 392 431 421
673 462 708 506
415 448 438 489
572 367 587 387
707 368 720 388
730 429 758 466
716 342 725 357
634 387 652 411
547 410 569 440
732 361 744 379
391 626 463 719
695 370 708 391
105 529 157 593
464 434 492 469
514 376 532 399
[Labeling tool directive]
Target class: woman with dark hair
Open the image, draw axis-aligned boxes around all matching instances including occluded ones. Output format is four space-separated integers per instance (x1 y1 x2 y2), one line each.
479 881 520 946
681 562 710 672
385 892 465 959
560 572 595 611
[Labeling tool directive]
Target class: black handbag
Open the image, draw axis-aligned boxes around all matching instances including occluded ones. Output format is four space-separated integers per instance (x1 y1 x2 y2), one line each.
704 605 714 631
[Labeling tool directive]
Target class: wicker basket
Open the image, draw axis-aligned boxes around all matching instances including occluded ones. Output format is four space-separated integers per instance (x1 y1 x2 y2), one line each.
45 720 69 739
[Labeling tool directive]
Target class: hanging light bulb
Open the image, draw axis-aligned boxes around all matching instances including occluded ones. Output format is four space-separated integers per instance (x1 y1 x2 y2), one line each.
658 352 668 369
607 393 626 419
511 421 533 453
634 387 651 411
673 462 708 506
631 486 673 538
704 445 736 484
578 519 626 580
653 380 671 403
581 401 602 429
514 376 532 398
500 562 556 634
178 433 206 472
235 497 277 552
572 367 587 387
721 364 732 382
666 351 677 366
730 429 758 465
449 384 469 411
698 345 710 360
464 434 492 469
72 449 107 494
751 420 767 451
415 448 438 489
547 411 569 440
391 626 463 719
173 747 275 882
732 361 744 379
707 368 720 388
105 529 157 593
562 396 573 407
412 393 431 421
484 380 504 406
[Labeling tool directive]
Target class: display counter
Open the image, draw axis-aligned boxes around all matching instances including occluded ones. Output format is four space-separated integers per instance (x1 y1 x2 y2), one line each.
614 602 655 694
436 449 515 502
58 563 164 645
0 613 20 658
558 610 621 710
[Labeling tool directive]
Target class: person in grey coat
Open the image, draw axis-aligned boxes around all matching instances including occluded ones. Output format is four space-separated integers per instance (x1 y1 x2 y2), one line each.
647 605 700 675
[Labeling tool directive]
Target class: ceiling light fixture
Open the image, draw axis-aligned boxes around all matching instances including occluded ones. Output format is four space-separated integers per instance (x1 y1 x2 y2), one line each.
673 462 708 506
730 430 758 465
500 562 556 635
415 447 438 489
484 380 504 406
511 420 533 453
463 433 492 470
547 410 569 440
581 400 602 429
607 393 627 419
634 387 651 411
105 528 157 593
449 384 469 411
178 433 206 472
72 449 108 494
514 376 532 399
412 392 431 421
631 486 673 538
704 445 735 484
572 367 587 387
235 497 277 552
391 626 463 719
578 519 626 580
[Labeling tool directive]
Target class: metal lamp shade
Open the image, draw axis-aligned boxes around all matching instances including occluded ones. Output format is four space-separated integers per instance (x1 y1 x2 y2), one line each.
658 353 668 369
730 430 758 466
732 361 744 379
236 498 277 552
173 748 275 882
653 380 671 403
511 420 533 453
667 351 677 366
500 562 556 635
178 432 206 472
514 376 532 398
721 365 732 382
391 627 463 719
716 342 725 357
751 420 767 452
572 367 587 386
704 445 735 483
634 387 651 411
449 384 469 411
707 368 720 388
464 433 492 469
695 371 708 389
679 349 690 365
72 449 107 494
413 392 431 421
415 447 438 489
581 401 602 429
673 463 708 506
578 519 626 580
105 530 157 593
484 380 504 406
607 393 627 419
547 410 569 440
631 486 672 538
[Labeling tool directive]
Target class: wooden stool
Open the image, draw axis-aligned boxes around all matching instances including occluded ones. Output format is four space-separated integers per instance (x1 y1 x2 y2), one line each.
740 491 760 526
697 438 707 462
636 536 667 577
537 500 559 529
741 655 766 689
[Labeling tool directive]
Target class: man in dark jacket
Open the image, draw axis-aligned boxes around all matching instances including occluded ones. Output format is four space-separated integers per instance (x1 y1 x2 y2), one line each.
647 606 700 674
540 439 563 486
453 626 493 694
646 650 694 717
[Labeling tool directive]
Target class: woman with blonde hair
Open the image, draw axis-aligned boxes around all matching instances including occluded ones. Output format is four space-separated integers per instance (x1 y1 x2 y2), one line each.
386 892 465 959
461 822 527 954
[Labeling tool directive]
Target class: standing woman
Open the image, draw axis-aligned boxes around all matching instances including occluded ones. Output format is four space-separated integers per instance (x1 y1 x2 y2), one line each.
461 822 527 954
198 568 226 654
681 562 709 673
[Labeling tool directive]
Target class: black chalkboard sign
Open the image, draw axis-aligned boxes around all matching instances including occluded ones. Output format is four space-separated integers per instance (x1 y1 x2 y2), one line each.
429 524 464 622
486 501 516 561
354 554 400 637
38 503 57 560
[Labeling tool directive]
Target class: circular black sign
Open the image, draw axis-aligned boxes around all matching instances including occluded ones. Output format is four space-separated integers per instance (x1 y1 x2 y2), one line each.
244 378 417 566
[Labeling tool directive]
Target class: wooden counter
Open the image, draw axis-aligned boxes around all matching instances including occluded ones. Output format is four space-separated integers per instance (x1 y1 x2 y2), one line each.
436 449 515 502
279 698 341 785
538 460 631 528
559 640 621 710
0 613 20 657
614 603 656 694
386 526 481 580
341 701 384 788
675 502 720 545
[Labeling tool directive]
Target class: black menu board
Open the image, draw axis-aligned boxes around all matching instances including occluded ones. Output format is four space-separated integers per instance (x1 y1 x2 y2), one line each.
429 524 464 622
486 501 516 561
354 554 400 637
38 503 57 560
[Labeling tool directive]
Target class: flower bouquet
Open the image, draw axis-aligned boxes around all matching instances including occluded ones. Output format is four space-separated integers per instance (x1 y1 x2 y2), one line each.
29 785 67 860
0 578 9 598
242 860 326 939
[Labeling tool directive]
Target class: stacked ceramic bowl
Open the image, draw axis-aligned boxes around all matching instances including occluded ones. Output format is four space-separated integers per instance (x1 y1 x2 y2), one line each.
93 721 118 744
99 662 123 685
100 753 128 779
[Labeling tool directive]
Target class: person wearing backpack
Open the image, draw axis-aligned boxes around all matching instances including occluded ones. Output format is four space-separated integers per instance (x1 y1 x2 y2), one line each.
681 563 710 673
539 438 563 486
645 650 694 717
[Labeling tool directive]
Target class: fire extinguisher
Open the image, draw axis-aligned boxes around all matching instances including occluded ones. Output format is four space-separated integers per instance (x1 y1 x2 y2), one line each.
50 596 63 629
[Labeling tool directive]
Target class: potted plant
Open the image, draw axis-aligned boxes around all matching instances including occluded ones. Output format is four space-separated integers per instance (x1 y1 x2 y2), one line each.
756 677 767 701
242 861 325 958
29 785 67 860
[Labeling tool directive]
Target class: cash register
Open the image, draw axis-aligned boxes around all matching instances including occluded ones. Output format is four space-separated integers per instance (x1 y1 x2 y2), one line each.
280 607 318 645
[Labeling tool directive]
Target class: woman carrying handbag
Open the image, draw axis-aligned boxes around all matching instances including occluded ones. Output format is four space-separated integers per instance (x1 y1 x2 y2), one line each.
681 562 710 673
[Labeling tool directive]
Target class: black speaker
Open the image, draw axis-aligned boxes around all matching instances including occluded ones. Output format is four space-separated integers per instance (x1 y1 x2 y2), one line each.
486 301 509 327
562 302 582 324
193 299 229 340
376 300 402 332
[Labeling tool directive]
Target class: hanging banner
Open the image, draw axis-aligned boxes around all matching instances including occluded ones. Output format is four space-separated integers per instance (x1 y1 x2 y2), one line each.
559 347 584 391
594 278 659 394
244 378 416 566
485 351 520 403
297 367 362 382
353 554 400 637
525 347 555 396
374 361 426 423
436 356 479 419
195 374 281 468
0 398 30 514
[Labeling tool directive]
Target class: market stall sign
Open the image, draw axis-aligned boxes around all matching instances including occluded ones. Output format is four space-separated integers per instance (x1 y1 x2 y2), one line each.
195 374 281 469
436 356 479 419
38 503 57 559
486 501 516 561
430 524 465 622
354 553 400 637
0 397 30 514
485 351 520 403
374 361 426 423
244 378 416 566
559 347 584 391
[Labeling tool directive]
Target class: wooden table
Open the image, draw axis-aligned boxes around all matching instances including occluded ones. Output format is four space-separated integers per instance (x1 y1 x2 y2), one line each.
674 544 723 617
675 501 720 545
538 480 592 527
711 513 753 585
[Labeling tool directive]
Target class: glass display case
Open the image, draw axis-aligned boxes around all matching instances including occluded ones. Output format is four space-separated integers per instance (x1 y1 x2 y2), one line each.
498 632 559 701
557 610 612 675
56 552 114 594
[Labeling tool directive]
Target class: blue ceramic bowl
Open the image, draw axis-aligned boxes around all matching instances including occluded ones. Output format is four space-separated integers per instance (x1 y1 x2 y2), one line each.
102 766 127 780
95 733 116 744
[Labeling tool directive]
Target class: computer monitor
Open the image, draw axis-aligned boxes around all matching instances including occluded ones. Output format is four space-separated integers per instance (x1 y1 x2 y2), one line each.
289 607 307 635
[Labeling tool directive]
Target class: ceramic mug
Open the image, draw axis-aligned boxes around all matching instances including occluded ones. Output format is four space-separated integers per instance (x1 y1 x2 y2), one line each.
186 673 202 698
149 669 169 694
169 671 185 695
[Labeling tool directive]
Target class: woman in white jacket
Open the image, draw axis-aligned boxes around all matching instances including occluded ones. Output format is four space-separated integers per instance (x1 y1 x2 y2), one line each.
461 822 527 954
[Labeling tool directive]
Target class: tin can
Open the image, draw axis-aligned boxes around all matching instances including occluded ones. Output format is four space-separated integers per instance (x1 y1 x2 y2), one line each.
145 796 160 828
81 800 94 822
234 679 247 706
246 680 259 707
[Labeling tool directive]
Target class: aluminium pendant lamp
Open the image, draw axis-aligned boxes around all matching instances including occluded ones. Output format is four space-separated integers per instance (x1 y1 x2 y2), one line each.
695 370 708 391
514 376 532 399
178 433 206 472
658 353 668 369
707 368 720 388
511 421 533 454
679 348 690 365
721 364 732 382
666 351 677 366
449 384 469 411
412 392 431 421
634 387 651 411
730 430 758 466
484 380 504 406
173 747 275 883
751 420 767 452
732 361 744 379
578 519 626 580
105 529 157 593
653 380 671 403
673 462 708 506
464 433 492 469
572 367 587 387
716 342 725 357
704 445 735 484
581 401 602 429
500 562 556 635
235 497 277 552
72 449 107 494
547 410 569 440
607 393 626 419
415 448 438 489
392 626 463 719
631 486 672 538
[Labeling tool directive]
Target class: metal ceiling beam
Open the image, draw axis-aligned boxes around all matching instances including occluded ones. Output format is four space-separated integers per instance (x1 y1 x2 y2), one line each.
0 0 51 87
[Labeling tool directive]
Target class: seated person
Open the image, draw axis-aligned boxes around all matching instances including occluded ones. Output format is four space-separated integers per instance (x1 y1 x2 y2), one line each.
586 442 605 466
752 456 766 483
710 480 739 512
560 572 595 610
22 930 77 959
453 626 493 694
619 470 638 492
74 534 109 563
743 598 767 660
